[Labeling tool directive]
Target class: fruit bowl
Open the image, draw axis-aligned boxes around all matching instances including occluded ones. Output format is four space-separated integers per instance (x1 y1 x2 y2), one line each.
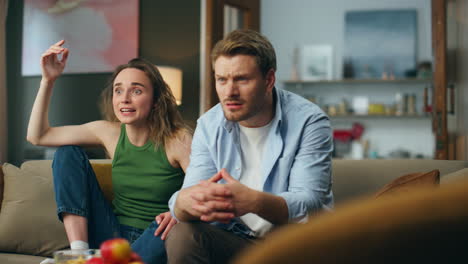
53 249 100 264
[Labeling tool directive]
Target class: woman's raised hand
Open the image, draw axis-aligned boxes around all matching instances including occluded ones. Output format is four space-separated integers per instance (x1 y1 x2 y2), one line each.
40 40 69 82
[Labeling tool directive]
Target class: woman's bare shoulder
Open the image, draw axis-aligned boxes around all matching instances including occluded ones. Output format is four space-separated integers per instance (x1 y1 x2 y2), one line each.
85 120 121 140
85 120 120 132
172 128 193 147
166 128 193 171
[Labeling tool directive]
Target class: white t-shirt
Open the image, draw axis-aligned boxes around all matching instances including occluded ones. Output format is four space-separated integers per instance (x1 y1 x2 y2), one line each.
238 121 274 237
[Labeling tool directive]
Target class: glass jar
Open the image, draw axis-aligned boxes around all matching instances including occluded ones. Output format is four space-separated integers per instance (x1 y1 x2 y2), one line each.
53 249 100 264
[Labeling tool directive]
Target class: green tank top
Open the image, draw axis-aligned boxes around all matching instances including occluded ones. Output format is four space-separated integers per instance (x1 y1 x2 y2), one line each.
112 124 184 230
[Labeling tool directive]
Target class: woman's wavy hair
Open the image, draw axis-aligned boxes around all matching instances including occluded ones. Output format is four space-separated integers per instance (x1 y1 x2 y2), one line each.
100 58 188 148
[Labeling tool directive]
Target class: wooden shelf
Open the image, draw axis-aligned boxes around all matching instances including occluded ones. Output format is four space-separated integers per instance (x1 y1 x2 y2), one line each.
283 78 432 85
329 114 431 119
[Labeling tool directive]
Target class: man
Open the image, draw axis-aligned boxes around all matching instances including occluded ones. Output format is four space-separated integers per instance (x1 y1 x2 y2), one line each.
166 29 333 263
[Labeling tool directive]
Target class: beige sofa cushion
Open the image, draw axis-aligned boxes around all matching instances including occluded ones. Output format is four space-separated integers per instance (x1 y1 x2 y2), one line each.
0 253 47 264
440 168 468 184
332 159 468 204
0 165 3 211
0 161 68 257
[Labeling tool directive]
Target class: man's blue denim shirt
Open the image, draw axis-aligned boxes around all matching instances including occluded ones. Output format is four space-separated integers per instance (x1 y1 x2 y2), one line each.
169 88 333 223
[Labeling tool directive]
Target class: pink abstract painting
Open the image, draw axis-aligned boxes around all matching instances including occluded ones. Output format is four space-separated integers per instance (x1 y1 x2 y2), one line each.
22 0 139 76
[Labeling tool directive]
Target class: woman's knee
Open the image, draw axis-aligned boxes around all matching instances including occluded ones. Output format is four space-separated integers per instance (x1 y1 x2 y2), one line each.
52 145 91 185
53 145 88 169
54 145 85 161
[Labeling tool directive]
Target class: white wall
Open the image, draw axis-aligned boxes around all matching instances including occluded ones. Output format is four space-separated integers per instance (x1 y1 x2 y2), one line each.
261 0 434 158
261 0 432 82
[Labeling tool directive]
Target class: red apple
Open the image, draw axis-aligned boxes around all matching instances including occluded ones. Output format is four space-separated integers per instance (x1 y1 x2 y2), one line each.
100 238 132 264
129 252 143 262
86 257 104 264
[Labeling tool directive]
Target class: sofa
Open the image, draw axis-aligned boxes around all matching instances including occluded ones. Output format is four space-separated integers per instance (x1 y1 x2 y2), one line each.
1 159 468 264
233 160 468 264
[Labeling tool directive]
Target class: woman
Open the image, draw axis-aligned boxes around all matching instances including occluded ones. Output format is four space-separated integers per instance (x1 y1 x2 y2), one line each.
27 40 192 264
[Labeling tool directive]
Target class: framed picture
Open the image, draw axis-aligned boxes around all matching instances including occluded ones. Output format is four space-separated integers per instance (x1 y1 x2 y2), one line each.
300 45 333 81
343 9 417 79
21 0 139 76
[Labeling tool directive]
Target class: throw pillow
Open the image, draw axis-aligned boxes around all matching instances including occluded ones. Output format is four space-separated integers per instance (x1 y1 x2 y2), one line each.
374 169 440 198
0 162 69 257
90 163 113 202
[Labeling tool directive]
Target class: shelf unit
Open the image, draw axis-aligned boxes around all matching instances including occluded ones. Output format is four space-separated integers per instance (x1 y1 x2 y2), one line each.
329 114 430 119
282 78 432 119
283 78 432 85
281 78 435 159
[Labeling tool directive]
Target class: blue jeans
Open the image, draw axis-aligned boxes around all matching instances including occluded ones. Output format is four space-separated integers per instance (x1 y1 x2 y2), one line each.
52 146 166 264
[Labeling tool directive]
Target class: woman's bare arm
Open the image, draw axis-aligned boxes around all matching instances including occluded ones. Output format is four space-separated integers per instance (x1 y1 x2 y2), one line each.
26 40 107 147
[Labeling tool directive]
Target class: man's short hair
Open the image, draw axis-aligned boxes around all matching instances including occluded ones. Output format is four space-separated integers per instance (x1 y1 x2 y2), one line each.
211 29 277 77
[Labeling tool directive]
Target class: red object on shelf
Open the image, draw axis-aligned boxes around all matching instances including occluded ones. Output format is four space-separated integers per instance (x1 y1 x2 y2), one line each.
333 123 365 142
351 123 365 140
424 105 433 113
333 130 353 142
